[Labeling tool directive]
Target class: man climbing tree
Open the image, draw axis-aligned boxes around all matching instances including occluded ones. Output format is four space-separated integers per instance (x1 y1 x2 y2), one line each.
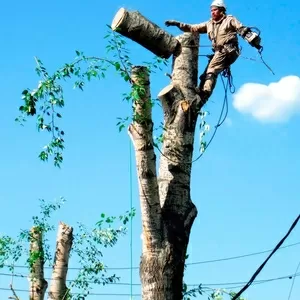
165 0 262 103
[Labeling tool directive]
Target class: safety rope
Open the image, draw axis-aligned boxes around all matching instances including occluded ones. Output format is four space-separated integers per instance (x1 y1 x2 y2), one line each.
258 47 275 75
129 140 133 299
192 65 233 163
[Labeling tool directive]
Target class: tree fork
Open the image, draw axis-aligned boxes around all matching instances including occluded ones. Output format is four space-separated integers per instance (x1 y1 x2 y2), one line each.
111 7 179 59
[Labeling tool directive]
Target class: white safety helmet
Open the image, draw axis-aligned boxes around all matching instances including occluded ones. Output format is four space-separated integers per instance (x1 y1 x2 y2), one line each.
210 0 226 9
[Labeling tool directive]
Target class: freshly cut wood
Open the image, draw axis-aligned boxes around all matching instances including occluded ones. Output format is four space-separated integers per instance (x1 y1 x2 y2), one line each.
111 7 179 59
171 33 199 100
48 222 73 300
158 84 184 117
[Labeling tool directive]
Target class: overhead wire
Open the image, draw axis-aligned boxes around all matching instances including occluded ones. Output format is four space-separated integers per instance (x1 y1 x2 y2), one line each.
287 259 300 300
2 241 300 270
1 271 299 289
232 214 300 300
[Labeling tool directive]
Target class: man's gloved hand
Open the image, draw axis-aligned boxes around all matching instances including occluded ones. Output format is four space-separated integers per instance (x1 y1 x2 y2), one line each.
165 20 180 27
250 36 262 50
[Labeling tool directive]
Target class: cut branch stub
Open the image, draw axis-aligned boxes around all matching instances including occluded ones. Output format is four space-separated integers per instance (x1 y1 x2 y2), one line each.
158 84 185 120
111 7 179 59
172 33 199 99
128 65 162 252
48 222 73 300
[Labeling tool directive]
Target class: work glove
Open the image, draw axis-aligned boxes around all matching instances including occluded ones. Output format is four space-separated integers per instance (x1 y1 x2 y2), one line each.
165 20 180 27
250 36 262 50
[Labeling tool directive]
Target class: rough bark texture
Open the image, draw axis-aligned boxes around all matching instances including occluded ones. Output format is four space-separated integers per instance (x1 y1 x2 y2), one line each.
128 33 200 300
48 222 73 300
111 7 179 59
29 227 47 300
128 66 162 254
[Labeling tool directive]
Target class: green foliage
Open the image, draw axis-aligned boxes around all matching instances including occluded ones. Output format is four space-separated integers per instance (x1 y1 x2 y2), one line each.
0 236 15 269
0 197 66 270
183 283 203 299
208 289 247 300
0 199 135 299
17 26 168 167
66 208 135 299
198 110 210 153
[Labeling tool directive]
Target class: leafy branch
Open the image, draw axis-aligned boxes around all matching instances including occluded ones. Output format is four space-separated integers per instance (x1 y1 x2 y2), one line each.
64 208 135 299
17 26 168 167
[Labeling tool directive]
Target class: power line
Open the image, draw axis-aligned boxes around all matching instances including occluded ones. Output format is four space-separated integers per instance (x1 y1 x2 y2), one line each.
186 241 300 267
287 260 300 300
1 271 300 288
190 272 300 288
0 287 141 297
3 241 300 271
232 214 300 300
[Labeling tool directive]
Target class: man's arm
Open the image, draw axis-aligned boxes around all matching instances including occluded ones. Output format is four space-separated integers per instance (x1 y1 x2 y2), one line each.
165 20 207 33
230 16 262 50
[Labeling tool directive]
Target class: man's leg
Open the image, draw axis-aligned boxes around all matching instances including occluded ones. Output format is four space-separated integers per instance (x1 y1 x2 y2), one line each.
199 49 238 102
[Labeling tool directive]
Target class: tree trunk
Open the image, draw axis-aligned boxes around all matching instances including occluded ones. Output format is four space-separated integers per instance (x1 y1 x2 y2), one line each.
29 227 47 300
129 32 200 300
111 7 179 59
48 222 73 300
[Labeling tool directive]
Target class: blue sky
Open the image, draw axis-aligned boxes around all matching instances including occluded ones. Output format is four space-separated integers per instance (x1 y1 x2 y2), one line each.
0 0 299 299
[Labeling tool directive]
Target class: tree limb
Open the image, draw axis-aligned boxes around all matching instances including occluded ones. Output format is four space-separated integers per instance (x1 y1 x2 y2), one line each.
128 66 162 251
112 8 179 59
48 222 73 300
29 227 48 300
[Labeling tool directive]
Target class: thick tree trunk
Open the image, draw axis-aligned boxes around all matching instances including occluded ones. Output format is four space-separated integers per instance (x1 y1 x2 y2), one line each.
48 222 73 300
29 227 47 300
129 33 200 300
156 33 199 300
111 7 179 59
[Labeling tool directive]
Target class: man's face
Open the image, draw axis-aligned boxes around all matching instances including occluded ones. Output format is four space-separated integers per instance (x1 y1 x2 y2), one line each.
211 6 223 21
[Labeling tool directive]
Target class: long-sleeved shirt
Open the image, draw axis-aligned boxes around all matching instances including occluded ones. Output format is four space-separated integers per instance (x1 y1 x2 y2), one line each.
179 15 247 50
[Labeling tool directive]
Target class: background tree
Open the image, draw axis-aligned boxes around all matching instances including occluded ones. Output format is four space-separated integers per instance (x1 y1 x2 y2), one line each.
0 198 134 299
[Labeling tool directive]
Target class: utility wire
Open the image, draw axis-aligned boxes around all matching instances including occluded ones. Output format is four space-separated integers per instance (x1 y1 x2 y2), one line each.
0 287 141 297
1 271 300 288
232 214 300 300
187 241 300 267
3 241 300 271
287 260 300 300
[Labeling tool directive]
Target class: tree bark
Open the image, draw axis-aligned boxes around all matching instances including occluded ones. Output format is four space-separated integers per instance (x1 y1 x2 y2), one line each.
156 33 199 300
48 222 73 300
128 66 162 254
129 33 200 300
111 7 179 59
29 227 47 300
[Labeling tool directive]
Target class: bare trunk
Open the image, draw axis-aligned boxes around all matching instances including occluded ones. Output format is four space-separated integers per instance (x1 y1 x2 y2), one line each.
48 222 73 300
29 227 47 300
111 8 179 59
129 33 200 300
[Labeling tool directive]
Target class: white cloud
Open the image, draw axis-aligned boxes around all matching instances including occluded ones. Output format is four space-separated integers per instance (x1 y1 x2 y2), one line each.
224 117 233 127
232 75 300 122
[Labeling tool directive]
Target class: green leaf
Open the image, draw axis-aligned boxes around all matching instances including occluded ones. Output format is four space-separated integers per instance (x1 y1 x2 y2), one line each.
115 62 121 71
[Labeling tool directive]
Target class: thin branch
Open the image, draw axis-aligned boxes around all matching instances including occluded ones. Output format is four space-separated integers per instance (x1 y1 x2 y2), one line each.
112 31 133 84
9 284 20 300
